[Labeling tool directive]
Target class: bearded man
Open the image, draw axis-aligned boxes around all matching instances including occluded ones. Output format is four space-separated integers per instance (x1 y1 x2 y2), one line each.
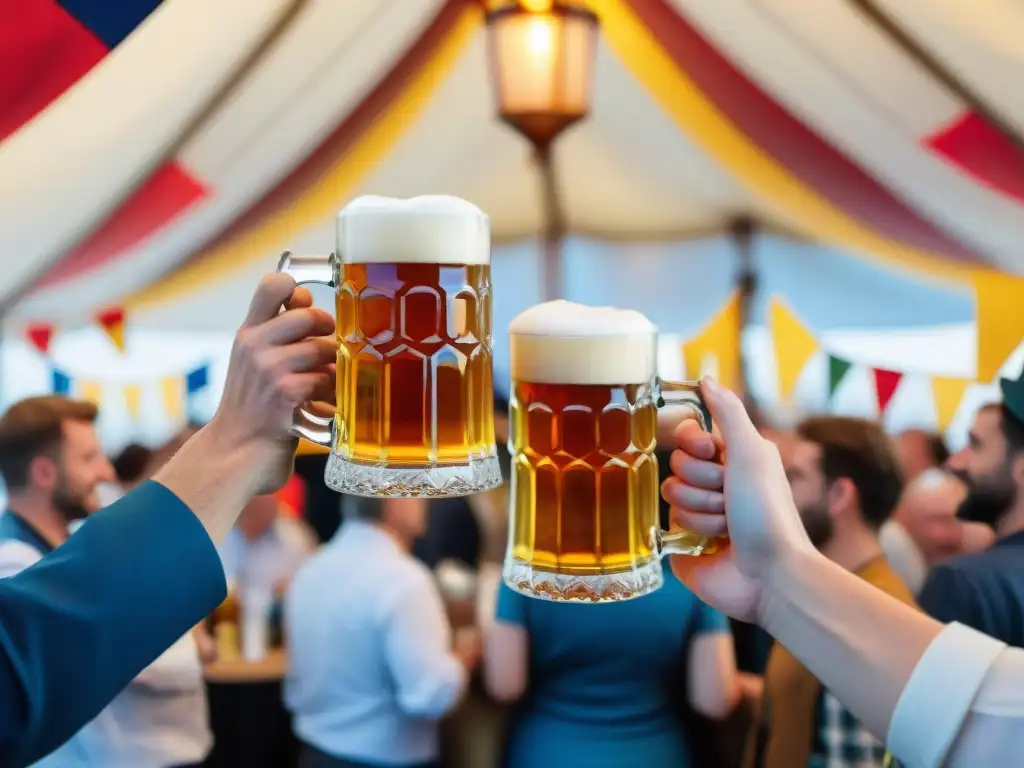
917 370 1024 646
0 396 114 569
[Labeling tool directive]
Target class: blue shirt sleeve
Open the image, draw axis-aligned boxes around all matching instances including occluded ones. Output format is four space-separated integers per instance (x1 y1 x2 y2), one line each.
495 581 528 626
695 598 730 635
0 481 227 766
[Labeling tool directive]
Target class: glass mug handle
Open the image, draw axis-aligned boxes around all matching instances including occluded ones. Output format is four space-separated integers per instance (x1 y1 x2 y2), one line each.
276 250 338 448
654 380 720 557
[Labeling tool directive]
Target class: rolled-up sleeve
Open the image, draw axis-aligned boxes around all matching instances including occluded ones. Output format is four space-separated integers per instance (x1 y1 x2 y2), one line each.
383 571 466 719
0 481 227 766
888 622 1008 768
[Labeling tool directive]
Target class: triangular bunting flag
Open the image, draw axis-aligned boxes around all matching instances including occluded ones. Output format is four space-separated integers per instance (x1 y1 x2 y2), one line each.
769 296 819 403
25 324 55 355
123 384 142 420
185 364 210 421
971 270 1024 382
827 355 853 398
160 375 184 421
931 376 971 430
51 368 71 395
872 368 904 413
95 307 126 353
79 380 103 407
185 364 210 395
682 292 741 390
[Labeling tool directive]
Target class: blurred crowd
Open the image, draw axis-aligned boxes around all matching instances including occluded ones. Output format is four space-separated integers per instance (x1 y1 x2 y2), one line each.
0 387 1020 768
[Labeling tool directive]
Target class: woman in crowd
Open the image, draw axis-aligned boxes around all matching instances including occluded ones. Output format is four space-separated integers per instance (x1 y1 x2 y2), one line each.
484 568 739 768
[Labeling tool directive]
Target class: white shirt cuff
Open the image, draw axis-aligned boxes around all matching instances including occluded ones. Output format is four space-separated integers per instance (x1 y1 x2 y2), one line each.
888 622 1007 768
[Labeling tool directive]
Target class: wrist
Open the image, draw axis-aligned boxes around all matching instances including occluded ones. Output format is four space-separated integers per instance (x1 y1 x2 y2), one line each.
757 545 829 634
201 417 298 496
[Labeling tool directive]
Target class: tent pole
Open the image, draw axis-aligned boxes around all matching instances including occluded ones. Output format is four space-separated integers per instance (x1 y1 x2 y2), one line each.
730 217 762 420
534 144 566 302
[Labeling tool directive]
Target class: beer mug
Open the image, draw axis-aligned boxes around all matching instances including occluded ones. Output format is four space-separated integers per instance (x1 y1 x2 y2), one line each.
503 300 720 602
277 195 502 498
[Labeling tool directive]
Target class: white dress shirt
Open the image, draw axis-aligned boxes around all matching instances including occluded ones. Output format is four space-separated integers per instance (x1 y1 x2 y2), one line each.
889 622 1024 768
284 520 466 765
0 538 211 767
219 516 315 594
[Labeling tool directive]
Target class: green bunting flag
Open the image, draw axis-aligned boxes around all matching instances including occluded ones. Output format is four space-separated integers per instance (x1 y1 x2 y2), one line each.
827 354 853 398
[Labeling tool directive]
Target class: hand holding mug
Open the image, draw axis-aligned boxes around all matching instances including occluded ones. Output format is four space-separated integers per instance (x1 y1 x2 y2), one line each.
207 274 337 495
661 378 815 623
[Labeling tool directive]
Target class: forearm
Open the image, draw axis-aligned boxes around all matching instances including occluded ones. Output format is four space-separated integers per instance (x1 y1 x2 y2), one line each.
153 422 286 547
0 483 226 765
760 549 943 741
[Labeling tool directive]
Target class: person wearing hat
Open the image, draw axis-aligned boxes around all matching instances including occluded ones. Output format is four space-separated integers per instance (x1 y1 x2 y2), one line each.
915 372 1024 645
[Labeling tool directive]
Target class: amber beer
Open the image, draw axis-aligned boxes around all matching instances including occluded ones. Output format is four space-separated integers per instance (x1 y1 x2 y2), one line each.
505 301 715 603
278 195 502 498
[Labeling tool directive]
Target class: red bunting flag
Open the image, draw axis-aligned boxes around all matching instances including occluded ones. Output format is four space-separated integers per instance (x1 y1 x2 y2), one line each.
24 324 55 355
95 307 126 353
872 367 904 413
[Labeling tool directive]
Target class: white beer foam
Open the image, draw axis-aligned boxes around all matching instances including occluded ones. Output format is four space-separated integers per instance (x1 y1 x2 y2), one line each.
337 195 490 265
509 300 658 385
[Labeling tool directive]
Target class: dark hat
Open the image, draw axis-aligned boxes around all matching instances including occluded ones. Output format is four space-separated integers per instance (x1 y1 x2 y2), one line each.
1000 366 1024 425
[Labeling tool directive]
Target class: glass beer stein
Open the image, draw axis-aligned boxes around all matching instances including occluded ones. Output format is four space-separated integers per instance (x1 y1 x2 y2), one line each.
277 195 502 498
503 300 721 602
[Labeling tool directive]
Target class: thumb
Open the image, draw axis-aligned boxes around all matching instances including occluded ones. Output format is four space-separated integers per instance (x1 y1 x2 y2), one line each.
700 377 760 449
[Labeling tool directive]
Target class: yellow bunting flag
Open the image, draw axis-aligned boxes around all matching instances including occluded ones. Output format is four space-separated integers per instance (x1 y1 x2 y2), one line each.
972 271 1024 381
123 383 142 420
160 375 184 421
769 296 819 404
931 376 971 430
682 291 741 390
79 380 103 406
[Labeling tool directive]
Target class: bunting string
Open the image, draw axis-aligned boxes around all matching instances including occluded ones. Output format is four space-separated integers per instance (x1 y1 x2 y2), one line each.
21 306 128 358
768 294 981 430
47 362 212 423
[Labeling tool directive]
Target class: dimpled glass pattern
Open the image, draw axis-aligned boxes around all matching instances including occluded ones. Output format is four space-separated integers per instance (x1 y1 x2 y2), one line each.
504 380 666 601
328 261 501 497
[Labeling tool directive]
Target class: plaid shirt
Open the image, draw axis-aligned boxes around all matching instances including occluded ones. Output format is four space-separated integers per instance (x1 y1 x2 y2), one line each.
809 692 888 768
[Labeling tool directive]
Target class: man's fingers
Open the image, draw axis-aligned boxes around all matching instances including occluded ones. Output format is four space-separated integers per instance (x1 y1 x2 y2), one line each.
266 337 338 373
281 371 334 406
243 274 298 328
661 475 725 514
671 508 729 538
285 286 314 311
308 367 336 405
672 418 721 460
669 450 724 491
700 377 762 450
306 399 336 418
256 307 335 346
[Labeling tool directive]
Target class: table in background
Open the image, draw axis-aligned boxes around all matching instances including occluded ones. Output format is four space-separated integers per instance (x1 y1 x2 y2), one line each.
202 650 299 768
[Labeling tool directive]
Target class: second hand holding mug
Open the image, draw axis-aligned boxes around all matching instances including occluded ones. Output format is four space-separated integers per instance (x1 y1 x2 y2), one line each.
277 195 503 498
503 300 723 603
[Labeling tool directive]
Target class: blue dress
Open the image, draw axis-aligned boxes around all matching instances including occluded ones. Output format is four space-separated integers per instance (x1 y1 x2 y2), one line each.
495 570 729 768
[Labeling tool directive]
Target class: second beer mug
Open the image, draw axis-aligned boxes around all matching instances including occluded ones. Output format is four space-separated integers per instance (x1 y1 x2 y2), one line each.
504 300 721 603
278 195 502 498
